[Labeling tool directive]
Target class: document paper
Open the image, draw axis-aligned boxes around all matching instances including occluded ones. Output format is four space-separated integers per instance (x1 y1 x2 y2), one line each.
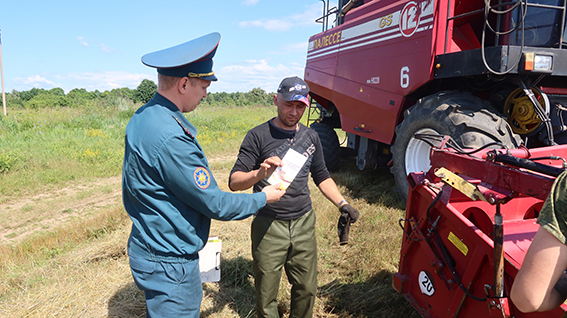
268 149 308 190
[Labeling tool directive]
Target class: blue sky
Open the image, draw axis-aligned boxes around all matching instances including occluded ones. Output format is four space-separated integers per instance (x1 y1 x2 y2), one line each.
0 0 337 94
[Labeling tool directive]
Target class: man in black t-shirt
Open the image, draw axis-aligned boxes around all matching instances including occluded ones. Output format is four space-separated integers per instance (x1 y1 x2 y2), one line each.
229 76 360 318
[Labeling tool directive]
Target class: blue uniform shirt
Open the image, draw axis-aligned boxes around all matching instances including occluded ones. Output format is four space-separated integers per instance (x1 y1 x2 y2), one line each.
123 93 266 261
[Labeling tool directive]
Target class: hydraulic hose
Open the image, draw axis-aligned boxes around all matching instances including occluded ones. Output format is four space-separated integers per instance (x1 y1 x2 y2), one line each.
487 151 565 177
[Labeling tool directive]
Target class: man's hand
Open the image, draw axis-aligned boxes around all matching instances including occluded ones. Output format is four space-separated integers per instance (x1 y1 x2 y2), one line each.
262 184 285 203
256 156 282 180
339 204 359 223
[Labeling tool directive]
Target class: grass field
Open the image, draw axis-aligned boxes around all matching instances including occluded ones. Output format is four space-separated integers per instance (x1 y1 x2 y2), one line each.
0 101 421 317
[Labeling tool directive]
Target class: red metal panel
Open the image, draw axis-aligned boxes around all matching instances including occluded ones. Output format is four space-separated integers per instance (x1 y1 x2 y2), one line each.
334 0 435 96
304 67 336 103
332 78 403 144
502 219 539 268
305 0 441 144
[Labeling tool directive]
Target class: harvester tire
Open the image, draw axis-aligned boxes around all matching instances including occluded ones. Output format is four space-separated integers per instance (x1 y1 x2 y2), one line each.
390 91 522 200
310 122 341 172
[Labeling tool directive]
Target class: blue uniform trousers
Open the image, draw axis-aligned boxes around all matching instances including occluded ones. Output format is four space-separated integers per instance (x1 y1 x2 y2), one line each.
128 253 202 318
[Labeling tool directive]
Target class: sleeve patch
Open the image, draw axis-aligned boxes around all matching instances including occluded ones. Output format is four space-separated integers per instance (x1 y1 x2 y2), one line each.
194 167 211 189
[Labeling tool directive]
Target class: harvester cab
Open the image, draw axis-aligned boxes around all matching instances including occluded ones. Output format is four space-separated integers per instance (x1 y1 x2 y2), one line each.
305 0 567 200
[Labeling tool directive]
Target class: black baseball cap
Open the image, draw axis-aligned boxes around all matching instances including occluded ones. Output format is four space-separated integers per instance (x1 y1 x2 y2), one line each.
277 76 310 106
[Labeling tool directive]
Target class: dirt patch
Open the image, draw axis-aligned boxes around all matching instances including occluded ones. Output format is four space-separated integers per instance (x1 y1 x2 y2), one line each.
0 156 238 246
0 176 122 244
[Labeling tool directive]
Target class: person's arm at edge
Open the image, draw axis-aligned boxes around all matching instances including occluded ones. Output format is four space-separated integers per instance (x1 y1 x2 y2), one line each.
510 226 567 312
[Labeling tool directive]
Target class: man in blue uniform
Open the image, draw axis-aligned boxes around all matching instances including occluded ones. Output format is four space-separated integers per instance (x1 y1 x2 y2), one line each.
229 76 360 318
122 32 285 318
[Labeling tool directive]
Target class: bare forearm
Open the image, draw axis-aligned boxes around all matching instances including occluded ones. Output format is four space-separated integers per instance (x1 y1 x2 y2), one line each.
230 156 282 191
229 170 262 191
318 178 346 207
511 227 567 312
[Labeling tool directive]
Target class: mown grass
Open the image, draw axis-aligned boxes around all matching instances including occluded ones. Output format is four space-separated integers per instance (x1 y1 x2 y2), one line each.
0 101 420 317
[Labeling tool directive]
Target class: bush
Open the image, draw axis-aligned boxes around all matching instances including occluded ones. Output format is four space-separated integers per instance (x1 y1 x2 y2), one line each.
27 94 69 109
0 152 17 173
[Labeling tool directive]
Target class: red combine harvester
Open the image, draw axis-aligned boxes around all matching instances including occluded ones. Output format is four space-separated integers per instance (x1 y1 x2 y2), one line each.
304 0 567 316
304 0 567 200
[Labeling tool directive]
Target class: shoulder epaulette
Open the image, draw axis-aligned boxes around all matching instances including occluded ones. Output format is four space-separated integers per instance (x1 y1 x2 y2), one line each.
172 116 195 139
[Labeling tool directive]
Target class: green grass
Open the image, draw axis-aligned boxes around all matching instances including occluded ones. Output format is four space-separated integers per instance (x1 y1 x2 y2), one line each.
0 103 278 198
190 105 276 157
0 105 129 197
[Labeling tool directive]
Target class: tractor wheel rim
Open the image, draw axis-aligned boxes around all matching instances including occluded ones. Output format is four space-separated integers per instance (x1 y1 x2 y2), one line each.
405 128 439 175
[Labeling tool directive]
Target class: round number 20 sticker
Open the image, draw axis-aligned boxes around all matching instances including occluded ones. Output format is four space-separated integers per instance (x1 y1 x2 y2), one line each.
418 271 435 296
400 2 420 37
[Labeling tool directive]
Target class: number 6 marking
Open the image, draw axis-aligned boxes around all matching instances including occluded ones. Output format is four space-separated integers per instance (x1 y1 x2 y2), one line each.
401 66 410 88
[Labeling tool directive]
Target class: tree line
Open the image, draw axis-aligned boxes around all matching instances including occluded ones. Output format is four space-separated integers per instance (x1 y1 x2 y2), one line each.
1 79 276 109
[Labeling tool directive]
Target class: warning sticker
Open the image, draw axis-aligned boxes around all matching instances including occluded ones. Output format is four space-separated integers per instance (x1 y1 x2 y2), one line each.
448 232 469 256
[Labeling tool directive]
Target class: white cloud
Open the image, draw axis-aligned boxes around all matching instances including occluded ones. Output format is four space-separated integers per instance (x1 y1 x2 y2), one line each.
241 0 259 6
98 43 115 54
13 75 60 88
211 59 305 93
269 41 308 55
65 71 155 91
77 36 116 54
77 36 90 47
238 3 321 32
12 71 156 93
287 41 309 53
239 19 293 32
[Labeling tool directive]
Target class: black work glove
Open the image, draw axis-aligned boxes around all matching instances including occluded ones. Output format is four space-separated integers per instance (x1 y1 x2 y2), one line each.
337 213 350 245
339 204 359 223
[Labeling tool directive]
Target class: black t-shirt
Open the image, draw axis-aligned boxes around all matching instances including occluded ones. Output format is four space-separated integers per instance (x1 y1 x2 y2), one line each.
230 119 331 220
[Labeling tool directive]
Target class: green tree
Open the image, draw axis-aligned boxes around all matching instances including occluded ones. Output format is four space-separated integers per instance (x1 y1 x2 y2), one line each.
134 79 157 104
27 94 68 109
248 87 272 106
215 92 229 106
20 88 48 101
2 90 24 109
68 88 95 100
49 87 65 96
109 87 135 101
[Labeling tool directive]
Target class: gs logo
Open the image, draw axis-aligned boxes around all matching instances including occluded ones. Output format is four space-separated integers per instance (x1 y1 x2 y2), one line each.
380 15 393 28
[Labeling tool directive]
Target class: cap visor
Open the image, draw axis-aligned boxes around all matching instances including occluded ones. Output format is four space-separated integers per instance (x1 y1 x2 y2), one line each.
199 74 217 81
